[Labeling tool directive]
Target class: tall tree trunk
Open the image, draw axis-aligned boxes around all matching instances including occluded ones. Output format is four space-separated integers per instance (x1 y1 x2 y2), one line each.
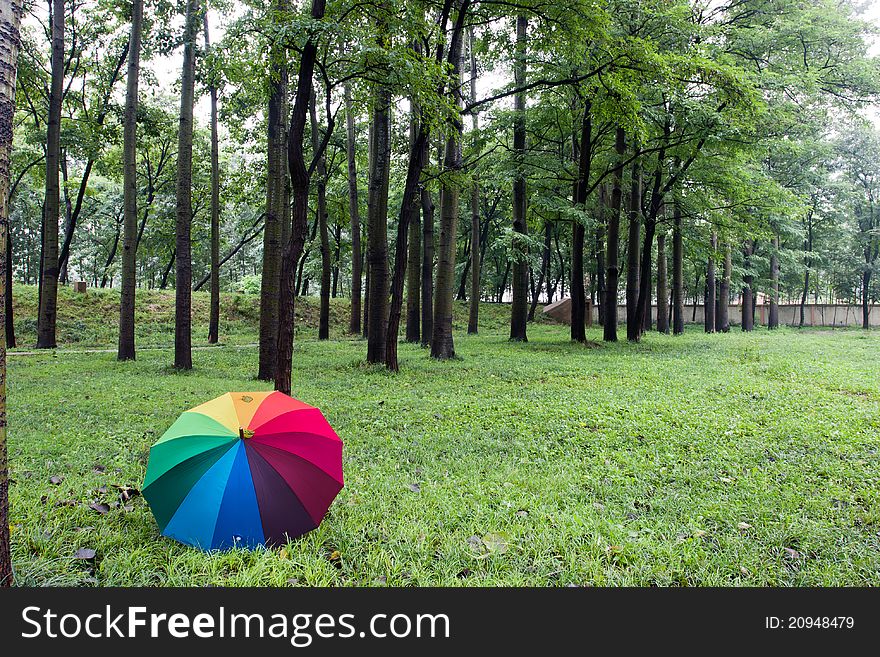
570 100 591 342
656 232 668 334
174 0 199 370
384 87 427 371
672 204 684 335
768 233 779 329
430 2 470 359
310 89 331 340
366 40 391 364
258 3 288 379
420 179 434 347
205 12 220 344
741 239 754 332
405 96 424 343
331 219 341 298
0 0 23 588
509 14 528 342
467 27 480 335
705 231 716 333
595 185 606 327
274 0 326 394
37 0 64 349
718 242 730 332
362 242 369 338
344 83 362 335
118 0 143 361
603 129 625 342
625 162 641 341
863 270 872 330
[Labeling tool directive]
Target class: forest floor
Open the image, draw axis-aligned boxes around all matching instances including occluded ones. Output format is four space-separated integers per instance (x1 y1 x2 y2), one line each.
6 287 880 586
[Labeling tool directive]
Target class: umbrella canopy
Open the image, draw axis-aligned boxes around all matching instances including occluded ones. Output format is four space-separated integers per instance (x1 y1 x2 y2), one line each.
142 391 343 550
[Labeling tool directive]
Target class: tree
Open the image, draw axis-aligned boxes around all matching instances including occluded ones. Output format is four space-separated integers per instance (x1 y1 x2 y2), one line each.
704 232 716 333
672 204 684 335
118 0 143 361
204 10 220 344
344 83 361 335
309 89 331 340
258 0 289 379
466 26 479 335
625 161 640 341
603 128 624 342
275 0 329 395
0 0 22 588
174 0 199 370
509 14 528 342
37 0 64 349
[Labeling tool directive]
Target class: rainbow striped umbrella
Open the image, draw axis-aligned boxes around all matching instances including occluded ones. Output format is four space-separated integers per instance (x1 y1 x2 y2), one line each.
142 391 343 550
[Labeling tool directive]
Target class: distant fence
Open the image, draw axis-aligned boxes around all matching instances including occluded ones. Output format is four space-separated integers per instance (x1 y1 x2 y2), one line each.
598 303 879 328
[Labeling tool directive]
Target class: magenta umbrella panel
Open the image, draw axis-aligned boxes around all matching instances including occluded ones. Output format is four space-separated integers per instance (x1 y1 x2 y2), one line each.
142 391 344 550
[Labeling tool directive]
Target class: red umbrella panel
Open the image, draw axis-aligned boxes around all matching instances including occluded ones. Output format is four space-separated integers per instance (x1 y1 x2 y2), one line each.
142 391 344 550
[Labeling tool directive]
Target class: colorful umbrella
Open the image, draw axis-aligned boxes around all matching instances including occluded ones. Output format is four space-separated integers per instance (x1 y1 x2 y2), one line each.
142 391 343 550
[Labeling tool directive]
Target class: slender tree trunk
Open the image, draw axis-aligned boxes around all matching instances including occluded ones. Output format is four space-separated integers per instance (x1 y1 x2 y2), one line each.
719 243 730 332
362 242 369 338
384 88 428 371
603 128 625 342
672 204 684 335
118 0 143 361
863 270 872 330
258 6 288 379
205 13 220 344
570 100 591 342
741 239 754 332
174 0 199 370
274 0 326 395
405 99 424 343
769 234 779 329
0 0 23 588
467 28 480 335
310 90 331 340
656 232 668 334
705 231 716 333
625 162 641 341
595 186 606 327
509 14 528 342
331 220 341 298
420 180 434 347
344 84 362 335
37 0 64 349
159 249 175 289
366 43 391 364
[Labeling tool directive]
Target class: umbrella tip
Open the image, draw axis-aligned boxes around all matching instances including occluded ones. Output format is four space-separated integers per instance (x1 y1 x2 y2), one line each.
239 427 254 440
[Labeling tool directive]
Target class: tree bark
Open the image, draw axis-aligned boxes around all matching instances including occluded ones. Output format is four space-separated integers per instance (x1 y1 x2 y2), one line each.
656 232 668 334
205 13 220 344
768 233 779 329
310 89 331 340
366 39 391 364
509 14 528 342
570 100 591 342
705 231 716 333
595 186 606 327
420 180 434 347
174 0 199 370
431 130 462 358
603 128 625 342
258 2 288 379
741 239 754 332
344 83 361 335
625 162 641 341
0 0 22 588
467 26 480 335
274 0 326 394
672 204 684 335
37 0 64 349
719 242 730 332
118 0 143 361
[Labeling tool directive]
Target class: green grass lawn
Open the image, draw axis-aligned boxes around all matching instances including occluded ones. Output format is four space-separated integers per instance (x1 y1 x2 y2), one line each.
6 292 880 585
